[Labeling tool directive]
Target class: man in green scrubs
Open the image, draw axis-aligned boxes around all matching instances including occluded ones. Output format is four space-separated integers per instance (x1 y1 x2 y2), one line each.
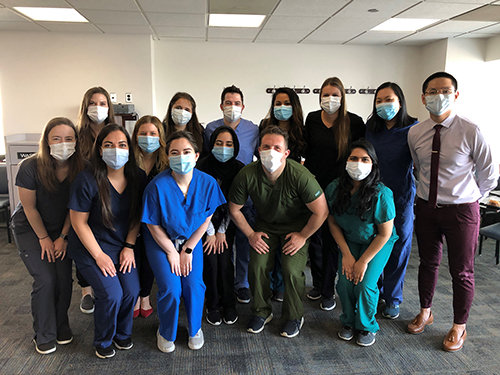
229 126 328 338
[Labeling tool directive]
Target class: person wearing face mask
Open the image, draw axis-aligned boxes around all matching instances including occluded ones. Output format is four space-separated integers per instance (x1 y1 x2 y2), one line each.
196 126 244 326
304 77 366 312
326 139 398 347
142 131 225 353
204 85 259 306
163 92 204 153
67 124 145 359
229 126 328 338
76 86 116 314
130 116 169 319
365 82 418 320
11 117 85 355
259 87 307 302
407 72 497 352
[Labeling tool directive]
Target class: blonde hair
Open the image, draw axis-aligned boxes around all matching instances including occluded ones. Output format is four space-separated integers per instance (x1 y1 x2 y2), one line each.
131 115 169 173
77 87 115 160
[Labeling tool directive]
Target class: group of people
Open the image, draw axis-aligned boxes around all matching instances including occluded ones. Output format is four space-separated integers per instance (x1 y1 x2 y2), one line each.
11 71 496 359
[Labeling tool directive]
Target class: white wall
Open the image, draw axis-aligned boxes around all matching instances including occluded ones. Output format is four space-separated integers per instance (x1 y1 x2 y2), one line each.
0 32 154 154
152 40 424 127
486 34 500 62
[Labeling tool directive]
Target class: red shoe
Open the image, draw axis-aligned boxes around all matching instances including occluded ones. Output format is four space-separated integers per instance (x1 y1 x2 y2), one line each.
140 307 153 318
133 309 140 319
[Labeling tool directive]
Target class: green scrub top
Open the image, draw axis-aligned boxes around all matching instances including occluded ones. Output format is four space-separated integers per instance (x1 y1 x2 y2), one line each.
229 159 323 234
325 179 398 246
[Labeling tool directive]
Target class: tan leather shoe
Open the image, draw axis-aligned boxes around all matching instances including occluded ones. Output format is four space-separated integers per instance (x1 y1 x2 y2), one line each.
407 311 434 334
442 329 467 352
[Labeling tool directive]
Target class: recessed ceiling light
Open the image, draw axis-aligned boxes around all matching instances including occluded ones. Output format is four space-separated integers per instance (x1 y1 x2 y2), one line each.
368 9 379 13
209 14 265 28
14 7 88 22
371 18 439 32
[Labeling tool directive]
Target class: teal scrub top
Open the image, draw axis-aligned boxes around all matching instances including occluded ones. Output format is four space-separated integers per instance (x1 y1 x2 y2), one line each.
325 179 398 246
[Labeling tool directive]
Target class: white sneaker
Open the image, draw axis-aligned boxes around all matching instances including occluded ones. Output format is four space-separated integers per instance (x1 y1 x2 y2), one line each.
188 329 204 350
157 329 175 353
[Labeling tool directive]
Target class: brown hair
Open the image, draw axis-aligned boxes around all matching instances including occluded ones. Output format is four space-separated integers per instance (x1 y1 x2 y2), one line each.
36 117 85 191
131 115 169 173
320 77 350 160
77 87 116 160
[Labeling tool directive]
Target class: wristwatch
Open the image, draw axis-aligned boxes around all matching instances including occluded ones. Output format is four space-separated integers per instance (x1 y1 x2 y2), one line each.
184 247 193 254
59 233 68 241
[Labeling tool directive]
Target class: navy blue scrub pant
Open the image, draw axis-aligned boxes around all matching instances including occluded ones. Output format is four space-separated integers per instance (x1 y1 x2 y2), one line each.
75 260 139 349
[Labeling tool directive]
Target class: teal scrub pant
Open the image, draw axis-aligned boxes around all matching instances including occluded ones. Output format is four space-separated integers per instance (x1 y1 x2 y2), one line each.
249 233 309 321
338 239 395 333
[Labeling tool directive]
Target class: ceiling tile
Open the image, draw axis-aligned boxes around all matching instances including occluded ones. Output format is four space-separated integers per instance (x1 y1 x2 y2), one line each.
320 16 387 32
97 24 153 34
472 22 500 33
146 12 205 27
158 36 205 41
396 1 481 19
264 15 325 30
303 30 365 43
424 19 496 32
40 21 101 33
452 4 500 22
256 28 310 41
137 0 206 14
0 7 28 21
346 31 413 45
455 32 496 37
422 0 493 3
273 0 348 17
0 0 69 7
208 26 259 39
154 26 205 37
0 20 46 30
335 0 420 18
78 10 147 26
209 0 275 14
67 0 139 12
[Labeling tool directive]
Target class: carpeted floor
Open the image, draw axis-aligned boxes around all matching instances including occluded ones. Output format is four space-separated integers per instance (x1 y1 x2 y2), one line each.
1 228 500 374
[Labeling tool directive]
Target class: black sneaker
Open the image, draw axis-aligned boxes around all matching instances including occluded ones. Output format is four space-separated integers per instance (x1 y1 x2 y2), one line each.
272 290 284 302
95 345 116 358
320 296 336 311
237 288 251 304
247 313 273 334
80 294 94 314
280 317 304 338
223 309 239 325
56 331 73 345
307 287 321 300
33 339 56 355
206 310 222 326
357 331 376 347
113 337 133 350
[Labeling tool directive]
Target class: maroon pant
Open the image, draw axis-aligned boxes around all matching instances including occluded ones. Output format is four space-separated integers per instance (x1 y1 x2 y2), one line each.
414 198 480 325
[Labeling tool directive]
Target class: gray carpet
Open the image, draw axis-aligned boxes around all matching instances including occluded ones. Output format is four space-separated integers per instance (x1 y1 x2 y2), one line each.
1 229 500 374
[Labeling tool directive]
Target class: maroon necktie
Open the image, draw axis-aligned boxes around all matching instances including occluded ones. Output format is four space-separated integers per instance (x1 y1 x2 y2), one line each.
428 124 443 208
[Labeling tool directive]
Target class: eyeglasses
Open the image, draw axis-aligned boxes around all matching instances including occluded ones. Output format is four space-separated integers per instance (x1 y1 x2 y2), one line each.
425 87 454 95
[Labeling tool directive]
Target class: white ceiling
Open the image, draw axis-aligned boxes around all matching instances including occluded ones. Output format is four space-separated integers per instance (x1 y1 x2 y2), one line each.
0 0 500 46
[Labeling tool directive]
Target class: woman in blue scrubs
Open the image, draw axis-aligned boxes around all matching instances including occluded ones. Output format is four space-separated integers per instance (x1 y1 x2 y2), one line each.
326 139 398 347
142 131 225 353
68 124 144 359
365 82 418 320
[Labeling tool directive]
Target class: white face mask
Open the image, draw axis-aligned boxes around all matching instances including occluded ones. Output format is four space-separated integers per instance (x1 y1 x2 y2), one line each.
320 96 341 115
425 94 453 116
346 161 372 181
87 106 108 124
50 142 76 162
223 105 242 123
260 149 284 173
171 108 192 126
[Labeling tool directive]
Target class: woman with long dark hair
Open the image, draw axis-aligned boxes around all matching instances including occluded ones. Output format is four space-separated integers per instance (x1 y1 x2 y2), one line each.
197 126 244 325
326 139 398 347
365 82 418 320
304 77 365 310
163 92 204 152
142 131 225 353
11 117 85 354
68 124 144 359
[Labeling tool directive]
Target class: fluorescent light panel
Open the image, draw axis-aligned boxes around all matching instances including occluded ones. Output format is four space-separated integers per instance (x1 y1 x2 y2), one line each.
14 7 88 22
371 18 439 32
209 14 265 28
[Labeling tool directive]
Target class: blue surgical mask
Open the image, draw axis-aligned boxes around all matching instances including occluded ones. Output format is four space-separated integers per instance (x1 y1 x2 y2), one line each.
102 148 129 170
376 102 399 121
212 146 234 163
425 94 453 116
138 136 160 154
169 154 196 174
273 105 293 121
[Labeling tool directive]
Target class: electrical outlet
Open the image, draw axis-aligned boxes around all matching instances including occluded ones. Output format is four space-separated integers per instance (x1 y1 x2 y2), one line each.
110 92 117 103
125 92 133 103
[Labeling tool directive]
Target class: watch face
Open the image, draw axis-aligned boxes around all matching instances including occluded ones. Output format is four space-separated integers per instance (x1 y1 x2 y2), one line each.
185 247 193 254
